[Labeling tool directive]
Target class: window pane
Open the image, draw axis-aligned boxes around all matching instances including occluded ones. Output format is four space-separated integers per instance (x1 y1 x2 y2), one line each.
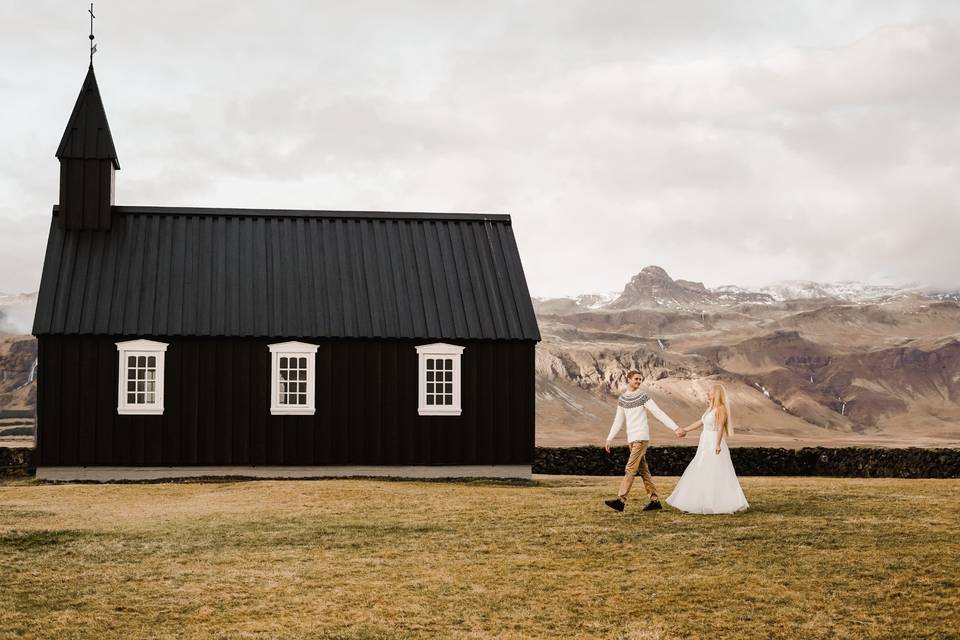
445 372 452 382
298 370 306 381
426 371 434 382
445 383 452 394
147 356 156 367
146 369 156 381
427 358 434 369
146 381 156 393
444 395 452 405
127 368 135 380
298 357 306 368
298 393 306 404
426 383 434 393
127 355 136 367
146 393 155 403
136 381 145 392
280 356 288 368
426 395 434 405
127 392 135 403
137 355 146 367
298 382 306 393
137 369 145 380
136 393 145 404
280 370 288 382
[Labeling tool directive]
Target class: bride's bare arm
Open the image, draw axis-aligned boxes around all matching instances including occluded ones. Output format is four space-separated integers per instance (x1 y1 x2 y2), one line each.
677 419 703 436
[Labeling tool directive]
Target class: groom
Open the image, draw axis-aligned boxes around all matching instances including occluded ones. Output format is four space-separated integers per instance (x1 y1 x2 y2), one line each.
603 370 683 512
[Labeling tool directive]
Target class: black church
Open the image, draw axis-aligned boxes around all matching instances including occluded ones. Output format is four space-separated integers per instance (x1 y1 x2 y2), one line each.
32 62 540 481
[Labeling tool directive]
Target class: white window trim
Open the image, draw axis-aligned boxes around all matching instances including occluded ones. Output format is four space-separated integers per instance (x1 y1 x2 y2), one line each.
416 343 464 416
269 341 318 416
116 339 168 415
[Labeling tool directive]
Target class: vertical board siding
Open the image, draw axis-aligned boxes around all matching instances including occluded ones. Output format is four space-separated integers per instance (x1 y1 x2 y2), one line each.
77 339 98 463
37 336 535 468
96 338 114 463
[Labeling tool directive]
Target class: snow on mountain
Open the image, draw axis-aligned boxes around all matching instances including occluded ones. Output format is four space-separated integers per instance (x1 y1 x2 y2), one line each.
531 292 620 315
0 292 37 335
754 281 920 303
536 267 951 313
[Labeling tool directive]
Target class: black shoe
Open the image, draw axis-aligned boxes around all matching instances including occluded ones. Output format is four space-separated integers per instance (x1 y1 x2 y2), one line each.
642 500 663 511
604 498 625 512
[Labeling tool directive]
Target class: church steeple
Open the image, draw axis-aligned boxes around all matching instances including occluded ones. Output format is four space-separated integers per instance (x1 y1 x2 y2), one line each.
56 65 119 168
56 6 119 230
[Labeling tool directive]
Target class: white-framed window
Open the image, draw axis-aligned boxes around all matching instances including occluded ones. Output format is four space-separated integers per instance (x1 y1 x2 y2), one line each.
116 339 168 415
416 343 464 416
269 341 318 415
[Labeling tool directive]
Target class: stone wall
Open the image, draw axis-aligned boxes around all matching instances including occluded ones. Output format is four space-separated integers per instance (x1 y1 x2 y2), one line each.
533 446 960 479
4 446 959 479
0 447 34 476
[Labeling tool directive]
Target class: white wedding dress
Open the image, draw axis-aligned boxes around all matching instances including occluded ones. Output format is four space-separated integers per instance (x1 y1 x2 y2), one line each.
666 409 749 514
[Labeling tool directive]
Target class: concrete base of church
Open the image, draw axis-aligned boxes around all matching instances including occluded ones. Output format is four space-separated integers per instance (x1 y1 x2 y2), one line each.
36 465 532 482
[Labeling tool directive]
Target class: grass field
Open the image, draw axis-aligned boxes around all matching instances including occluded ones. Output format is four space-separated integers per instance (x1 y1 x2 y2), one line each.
1 475 958 639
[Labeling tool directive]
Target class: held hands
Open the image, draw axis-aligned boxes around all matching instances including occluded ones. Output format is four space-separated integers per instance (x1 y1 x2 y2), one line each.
676 429 686 438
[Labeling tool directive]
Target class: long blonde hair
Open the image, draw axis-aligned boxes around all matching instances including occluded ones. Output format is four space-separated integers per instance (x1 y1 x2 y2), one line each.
709 384 734 437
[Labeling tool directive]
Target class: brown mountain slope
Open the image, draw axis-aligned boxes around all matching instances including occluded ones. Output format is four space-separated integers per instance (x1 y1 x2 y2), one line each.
535 267 960 448
0 336 36 409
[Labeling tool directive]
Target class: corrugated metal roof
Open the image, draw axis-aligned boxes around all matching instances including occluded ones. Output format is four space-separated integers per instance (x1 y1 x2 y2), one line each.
33 206 541 341
55 65 120 169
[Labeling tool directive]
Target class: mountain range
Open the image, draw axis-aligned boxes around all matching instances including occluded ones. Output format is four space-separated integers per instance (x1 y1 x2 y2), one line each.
535 265 958 313
533 266 960 448
3 270 960 448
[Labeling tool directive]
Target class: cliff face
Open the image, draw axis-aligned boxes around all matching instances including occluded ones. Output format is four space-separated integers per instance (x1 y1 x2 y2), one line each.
0 336 36 444
609 265 717 309
0 336 36 408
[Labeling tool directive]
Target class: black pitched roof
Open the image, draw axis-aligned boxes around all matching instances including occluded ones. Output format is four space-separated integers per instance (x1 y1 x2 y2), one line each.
33 206 541 341
55 65 120 168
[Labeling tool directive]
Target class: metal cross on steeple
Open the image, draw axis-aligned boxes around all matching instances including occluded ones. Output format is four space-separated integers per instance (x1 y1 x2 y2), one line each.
88 3 98 66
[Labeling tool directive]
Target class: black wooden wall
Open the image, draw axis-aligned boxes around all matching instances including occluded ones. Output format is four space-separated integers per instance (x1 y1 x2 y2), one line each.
36 336 535 467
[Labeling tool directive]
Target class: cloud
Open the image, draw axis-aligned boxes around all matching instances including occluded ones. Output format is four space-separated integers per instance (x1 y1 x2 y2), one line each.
0 1 958 297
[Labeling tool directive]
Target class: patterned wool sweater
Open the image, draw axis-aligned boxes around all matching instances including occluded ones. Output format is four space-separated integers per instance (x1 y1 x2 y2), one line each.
605 389 680 443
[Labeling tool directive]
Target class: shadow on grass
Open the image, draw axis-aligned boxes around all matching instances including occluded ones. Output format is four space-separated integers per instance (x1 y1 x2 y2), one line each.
158 516 460 555
0 506 50 519
0 529 89 552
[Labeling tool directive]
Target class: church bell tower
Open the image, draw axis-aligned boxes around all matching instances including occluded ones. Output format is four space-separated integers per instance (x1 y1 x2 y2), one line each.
55 4 119 230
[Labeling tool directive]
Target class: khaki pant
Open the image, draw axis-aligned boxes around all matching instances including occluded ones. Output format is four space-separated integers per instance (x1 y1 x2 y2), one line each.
618 440 658 502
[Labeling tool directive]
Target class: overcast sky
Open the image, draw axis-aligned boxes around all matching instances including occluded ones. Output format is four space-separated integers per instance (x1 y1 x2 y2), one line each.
1 1 958 297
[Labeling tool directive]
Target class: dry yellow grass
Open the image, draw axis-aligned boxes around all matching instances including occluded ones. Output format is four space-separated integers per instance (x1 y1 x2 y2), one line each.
1 475 958 639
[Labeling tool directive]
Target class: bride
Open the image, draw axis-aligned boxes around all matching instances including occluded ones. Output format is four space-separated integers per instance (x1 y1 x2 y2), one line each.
666 383 749 514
